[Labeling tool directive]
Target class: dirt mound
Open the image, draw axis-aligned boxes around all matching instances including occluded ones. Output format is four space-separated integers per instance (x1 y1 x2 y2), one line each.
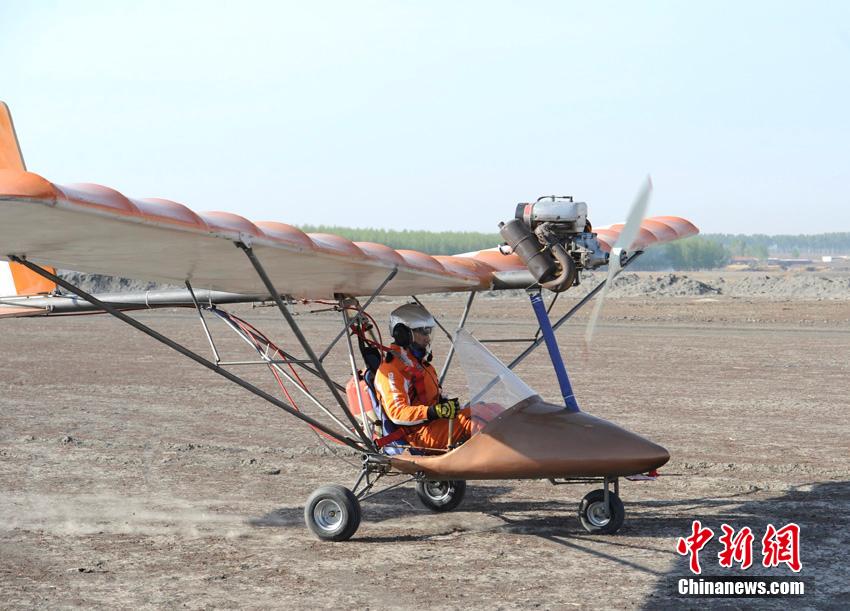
575 271 850 299
591 273 721 297
715 272 850 299
58 270 850 300
58 271 177 294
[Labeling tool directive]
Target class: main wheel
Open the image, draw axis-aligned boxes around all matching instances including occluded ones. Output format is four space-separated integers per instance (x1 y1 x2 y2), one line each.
578 489 625 534
304 485 361 541
415 479 466 512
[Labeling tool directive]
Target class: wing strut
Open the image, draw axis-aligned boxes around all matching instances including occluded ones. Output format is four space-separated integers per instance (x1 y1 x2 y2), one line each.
530 291 579 412
8 255 368 453
438 291 476 385
319 267 398 362
340 299 375 441
236 242 376 450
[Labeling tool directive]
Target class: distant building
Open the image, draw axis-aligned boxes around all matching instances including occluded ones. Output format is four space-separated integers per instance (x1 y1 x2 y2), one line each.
767 257 813 266
823 255 850 270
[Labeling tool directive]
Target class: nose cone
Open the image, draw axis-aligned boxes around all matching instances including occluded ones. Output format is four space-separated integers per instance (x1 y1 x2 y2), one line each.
392 396 670 480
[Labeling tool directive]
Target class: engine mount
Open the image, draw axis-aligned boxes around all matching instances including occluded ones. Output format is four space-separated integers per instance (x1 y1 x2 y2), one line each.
499 195 609 292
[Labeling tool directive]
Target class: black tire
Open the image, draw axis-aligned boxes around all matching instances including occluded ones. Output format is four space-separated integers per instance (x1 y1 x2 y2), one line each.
415 479 467 512
304 485 361 541
578 488 625 534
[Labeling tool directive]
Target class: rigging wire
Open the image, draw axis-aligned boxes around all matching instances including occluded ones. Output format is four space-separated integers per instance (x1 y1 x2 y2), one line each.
208 307 361 467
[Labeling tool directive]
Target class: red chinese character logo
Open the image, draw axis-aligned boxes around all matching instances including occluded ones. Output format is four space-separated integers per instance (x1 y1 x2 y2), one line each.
762 522 802 572
717 524 754 569
676 520 715 574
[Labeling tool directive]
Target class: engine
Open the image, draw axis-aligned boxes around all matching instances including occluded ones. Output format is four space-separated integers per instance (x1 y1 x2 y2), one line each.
499 196 609 292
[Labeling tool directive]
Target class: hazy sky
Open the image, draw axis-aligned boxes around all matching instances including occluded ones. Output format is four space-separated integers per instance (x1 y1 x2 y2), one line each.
2 1 848 235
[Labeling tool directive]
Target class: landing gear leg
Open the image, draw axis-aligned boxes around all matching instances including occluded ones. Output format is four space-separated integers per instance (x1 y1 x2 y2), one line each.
578 477 625 534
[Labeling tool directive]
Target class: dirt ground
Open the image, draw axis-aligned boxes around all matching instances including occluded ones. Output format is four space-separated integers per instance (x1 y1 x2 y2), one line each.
1 287 848 609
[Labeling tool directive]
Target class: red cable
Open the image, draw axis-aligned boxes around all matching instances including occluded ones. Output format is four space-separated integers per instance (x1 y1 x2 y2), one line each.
223 310 345 445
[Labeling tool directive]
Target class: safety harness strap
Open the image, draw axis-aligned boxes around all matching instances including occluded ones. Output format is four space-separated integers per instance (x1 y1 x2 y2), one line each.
375 427 409 448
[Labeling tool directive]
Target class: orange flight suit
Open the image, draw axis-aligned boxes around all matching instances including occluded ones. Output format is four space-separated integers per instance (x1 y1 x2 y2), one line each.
373 344 472 449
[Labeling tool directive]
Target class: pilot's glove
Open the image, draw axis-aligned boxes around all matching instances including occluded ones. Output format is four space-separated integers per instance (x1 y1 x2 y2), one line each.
428 398 459 420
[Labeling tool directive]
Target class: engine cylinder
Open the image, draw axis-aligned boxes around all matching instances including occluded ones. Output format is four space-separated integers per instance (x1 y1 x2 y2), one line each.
499 219 556 282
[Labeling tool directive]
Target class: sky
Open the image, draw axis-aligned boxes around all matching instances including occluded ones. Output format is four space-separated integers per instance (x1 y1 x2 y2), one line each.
1 1 848 235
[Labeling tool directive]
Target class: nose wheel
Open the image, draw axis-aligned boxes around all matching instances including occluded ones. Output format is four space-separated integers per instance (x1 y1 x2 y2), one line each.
578 488 625 534
415 479 467 512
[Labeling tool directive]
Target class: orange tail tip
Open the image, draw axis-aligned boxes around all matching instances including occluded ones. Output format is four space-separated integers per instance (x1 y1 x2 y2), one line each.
0 261 57 296
0 101 26 172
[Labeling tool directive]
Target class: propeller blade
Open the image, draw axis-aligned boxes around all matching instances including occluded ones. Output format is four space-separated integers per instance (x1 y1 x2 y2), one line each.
584 176 653 345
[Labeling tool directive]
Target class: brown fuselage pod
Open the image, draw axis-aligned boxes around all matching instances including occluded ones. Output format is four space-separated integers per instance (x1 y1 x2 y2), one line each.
389 396 670 480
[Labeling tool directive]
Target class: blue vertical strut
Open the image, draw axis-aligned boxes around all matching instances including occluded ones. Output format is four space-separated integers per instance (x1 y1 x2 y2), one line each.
529 292 580 412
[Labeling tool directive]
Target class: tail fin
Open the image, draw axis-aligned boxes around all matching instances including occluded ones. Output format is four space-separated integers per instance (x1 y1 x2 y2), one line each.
0 101 26 171
0 103 56 295
0 261 57 296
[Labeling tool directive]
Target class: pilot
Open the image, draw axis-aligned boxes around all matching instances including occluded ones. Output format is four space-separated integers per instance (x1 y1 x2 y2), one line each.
373 303 473 450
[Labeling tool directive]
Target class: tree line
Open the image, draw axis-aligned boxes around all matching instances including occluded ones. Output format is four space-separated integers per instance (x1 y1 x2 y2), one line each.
703 233 850 256
298 225 501 255
298 225 849 270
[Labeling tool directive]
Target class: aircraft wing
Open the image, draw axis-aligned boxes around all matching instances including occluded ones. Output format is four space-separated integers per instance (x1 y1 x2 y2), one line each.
0 170 697 300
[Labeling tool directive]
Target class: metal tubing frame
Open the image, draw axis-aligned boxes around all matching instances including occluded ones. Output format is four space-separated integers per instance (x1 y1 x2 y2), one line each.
10 256 368 453
318 268 398 362
438 291 476 385
548 477 605 485
358 475 416 502
0 298 49 310
185 280 221 364
351 456 415 501
208 306 346 392
339 297 376 445
216 359 314 366
236 243 374 448
546 476 619 498
209 308 355 435
275 350 346 392
532 291 560 341
529 291 579 412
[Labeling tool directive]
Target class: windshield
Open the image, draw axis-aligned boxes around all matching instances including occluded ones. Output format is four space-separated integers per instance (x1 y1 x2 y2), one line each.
453 329 538 428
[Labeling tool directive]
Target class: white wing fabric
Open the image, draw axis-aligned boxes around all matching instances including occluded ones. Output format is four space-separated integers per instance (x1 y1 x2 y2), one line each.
0 170 698 299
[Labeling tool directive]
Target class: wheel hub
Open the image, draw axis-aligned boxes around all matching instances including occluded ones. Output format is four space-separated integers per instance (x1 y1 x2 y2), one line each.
424 481 451 502
586 501 611 527
313 499 343 531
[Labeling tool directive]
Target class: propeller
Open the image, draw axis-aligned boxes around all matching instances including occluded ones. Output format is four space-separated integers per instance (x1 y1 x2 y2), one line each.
584 176 653 345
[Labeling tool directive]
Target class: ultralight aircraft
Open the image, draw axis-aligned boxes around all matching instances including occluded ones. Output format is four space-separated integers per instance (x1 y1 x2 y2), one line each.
0 102 698 540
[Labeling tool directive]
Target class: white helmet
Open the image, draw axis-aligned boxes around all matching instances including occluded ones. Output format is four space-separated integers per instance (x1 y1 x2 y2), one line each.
389 303 436 345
